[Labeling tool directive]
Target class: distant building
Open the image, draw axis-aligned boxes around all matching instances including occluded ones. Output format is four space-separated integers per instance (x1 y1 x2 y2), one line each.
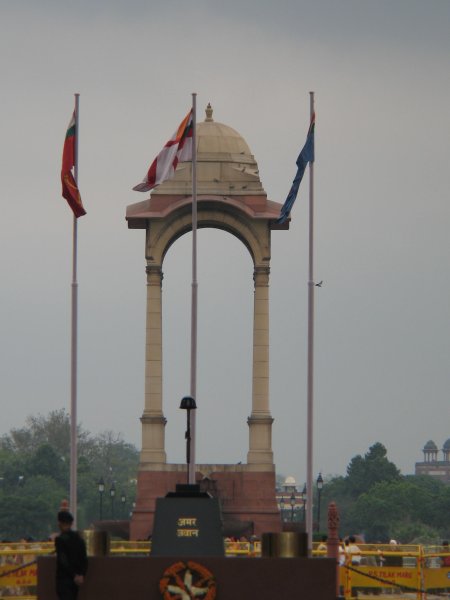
415 439 450 483
275 476 305 521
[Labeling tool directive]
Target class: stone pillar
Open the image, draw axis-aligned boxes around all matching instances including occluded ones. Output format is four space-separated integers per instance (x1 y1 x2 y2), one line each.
140 265 167 465
327 502 341 598
247 266 273 465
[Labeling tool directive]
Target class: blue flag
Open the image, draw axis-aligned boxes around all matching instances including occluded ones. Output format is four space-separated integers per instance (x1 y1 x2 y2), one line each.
277 114 315 224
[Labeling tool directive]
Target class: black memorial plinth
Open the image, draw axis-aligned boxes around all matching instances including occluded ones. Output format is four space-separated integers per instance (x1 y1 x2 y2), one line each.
151 484 225 557
38 556 337 600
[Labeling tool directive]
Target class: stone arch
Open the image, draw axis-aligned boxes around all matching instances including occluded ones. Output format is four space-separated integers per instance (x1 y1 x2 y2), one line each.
145 198 270 269
161 224 255 466
138 196 274 471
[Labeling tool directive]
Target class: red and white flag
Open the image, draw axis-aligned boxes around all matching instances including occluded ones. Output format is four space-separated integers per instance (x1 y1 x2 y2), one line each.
133 109 193 192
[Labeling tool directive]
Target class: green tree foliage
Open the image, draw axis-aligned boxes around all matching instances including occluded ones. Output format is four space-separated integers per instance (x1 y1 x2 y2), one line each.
346 442 402 497
349 480 430 541
0 410 91 458
320 443 448 543
30 444 66 485
0 495 53 541
0 410 139 541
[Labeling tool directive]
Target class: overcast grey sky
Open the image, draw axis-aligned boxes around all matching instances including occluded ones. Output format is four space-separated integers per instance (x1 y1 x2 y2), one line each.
1 0 449 485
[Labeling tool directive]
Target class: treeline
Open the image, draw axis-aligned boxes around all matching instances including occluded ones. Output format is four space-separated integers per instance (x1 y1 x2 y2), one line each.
1 412 449 544
0 410 138 540
318 443 450 543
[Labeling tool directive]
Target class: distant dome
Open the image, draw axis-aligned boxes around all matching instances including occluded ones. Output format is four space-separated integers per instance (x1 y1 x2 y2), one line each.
443 438 450 451
153 103 266 197
284 476 297 486
424 440 438 451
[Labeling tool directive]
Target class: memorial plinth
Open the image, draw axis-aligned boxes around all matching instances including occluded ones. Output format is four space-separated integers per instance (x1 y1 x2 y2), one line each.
151 484 224 557
38 556 337 600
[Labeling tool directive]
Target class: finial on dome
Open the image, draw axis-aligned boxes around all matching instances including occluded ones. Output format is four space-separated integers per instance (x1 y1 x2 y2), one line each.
205 103 213 121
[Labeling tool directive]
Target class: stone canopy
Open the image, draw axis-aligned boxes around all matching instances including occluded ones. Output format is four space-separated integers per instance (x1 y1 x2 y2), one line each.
126 103 286 228
126 104 288 540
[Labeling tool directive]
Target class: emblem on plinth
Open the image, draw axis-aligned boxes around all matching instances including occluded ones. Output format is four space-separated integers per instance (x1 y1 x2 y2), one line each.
159 561 216 600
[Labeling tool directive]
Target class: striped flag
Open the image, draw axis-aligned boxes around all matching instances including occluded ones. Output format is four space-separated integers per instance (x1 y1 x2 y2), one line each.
133 109 193 192
277 113 315 224
61 111 86 217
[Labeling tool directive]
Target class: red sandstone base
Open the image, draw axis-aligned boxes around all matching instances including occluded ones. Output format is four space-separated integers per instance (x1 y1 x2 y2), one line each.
130 468 282 540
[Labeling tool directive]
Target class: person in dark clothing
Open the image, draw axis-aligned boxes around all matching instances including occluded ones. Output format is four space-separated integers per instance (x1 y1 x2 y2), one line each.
55 511 88 600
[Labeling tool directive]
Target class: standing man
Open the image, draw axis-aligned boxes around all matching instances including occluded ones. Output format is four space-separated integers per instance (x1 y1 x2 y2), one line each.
55 511 88 600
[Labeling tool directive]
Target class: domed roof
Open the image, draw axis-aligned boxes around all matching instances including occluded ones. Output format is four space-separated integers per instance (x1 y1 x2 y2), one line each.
196 103 253 157
443 438 450 450
284 476 297 486
152 103 266 197
423 440 438 451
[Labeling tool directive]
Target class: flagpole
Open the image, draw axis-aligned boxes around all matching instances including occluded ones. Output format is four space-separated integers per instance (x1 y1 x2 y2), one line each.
189 92 198 485
305 90 315 553
70 92 80 525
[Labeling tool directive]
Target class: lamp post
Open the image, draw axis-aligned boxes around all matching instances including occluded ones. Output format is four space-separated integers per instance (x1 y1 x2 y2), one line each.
98 477 105 521
301 483 307 522
121 492 126 518
316 472 324 532
279 496 285 522
180 396 197 485
110 482 116 519
290 492 296 522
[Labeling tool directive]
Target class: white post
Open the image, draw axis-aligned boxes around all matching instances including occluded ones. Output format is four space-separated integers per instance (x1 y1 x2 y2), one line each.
189 93 198 485
306 91 315 553
70 92 80 526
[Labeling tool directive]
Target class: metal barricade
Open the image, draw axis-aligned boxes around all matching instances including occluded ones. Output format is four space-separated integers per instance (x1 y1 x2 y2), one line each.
1 539 449 599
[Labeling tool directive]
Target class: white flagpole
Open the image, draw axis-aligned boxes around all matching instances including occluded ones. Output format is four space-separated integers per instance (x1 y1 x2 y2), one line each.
305 91 315 553
70 93 80 525
189 93 198 485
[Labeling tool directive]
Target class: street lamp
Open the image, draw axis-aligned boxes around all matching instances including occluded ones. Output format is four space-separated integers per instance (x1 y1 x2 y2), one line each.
180 396 197 484
301 483 307 522
110 482 116 519
98 477 105 521
290 492 296 522
279 496 285 521
316 472 324 532
121 492 126 518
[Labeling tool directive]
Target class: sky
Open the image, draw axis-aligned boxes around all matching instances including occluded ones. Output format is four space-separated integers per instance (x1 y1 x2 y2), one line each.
1 0 449 487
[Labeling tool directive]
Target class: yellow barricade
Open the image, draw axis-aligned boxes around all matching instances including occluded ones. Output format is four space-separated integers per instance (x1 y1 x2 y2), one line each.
110 540 150 555
0 563 37 588
0 539 449 599
422 548 450 594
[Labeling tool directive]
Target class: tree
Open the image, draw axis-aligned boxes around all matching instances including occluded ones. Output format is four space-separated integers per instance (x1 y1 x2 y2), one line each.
0 409 93 459
293 443 449 543
348 479 432 541
0 410 139 538
321 443 404 538
424 480 450 537
346 443 401 498
29 444 66 485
